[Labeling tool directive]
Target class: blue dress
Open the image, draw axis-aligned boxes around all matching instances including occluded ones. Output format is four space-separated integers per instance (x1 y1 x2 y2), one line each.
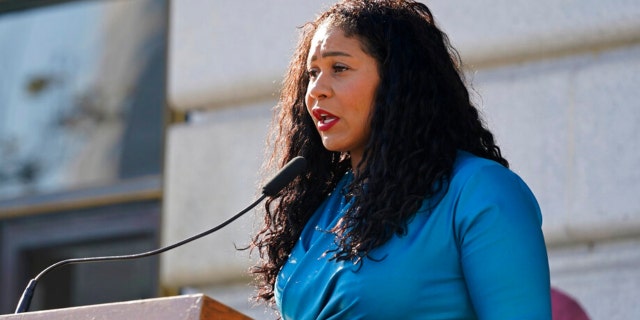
275 151 551 319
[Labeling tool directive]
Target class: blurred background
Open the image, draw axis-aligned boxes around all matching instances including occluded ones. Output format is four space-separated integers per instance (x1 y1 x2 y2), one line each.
1 0 639 319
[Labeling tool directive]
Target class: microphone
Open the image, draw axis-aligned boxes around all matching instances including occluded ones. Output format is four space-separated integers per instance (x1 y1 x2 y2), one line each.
262 156 307 196
14 156 307 314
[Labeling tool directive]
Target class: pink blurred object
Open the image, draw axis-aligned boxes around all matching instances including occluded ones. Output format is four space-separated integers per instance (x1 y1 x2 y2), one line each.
551 287 590 320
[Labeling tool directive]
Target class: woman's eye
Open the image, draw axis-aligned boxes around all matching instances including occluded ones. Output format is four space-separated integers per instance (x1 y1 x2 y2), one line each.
307 69 319 79
333 64 348 73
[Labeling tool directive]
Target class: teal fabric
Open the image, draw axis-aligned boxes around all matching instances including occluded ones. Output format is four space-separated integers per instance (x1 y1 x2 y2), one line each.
275 151 551 319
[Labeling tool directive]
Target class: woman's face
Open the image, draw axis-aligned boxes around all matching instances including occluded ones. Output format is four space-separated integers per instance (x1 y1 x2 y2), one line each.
305 23 380 168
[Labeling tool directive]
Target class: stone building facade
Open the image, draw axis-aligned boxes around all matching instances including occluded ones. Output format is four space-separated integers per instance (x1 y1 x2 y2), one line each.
164 1 640 318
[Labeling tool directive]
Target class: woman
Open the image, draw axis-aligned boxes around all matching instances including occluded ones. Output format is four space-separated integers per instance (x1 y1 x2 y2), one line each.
251 0 551 319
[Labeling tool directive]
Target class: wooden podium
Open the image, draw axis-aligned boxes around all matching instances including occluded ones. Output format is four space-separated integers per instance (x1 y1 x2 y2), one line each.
0 294 252 320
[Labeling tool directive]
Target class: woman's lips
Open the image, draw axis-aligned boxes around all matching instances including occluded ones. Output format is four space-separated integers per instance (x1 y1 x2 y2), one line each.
312 108 339 131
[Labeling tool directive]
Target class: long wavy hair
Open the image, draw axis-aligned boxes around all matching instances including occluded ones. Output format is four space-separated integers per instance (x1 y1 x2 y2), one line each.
250 0 507 304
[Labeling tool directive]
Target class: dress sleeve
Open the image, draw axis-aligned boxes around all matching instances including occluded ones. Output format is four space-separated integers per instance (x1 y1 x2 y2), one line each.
454 164 551 319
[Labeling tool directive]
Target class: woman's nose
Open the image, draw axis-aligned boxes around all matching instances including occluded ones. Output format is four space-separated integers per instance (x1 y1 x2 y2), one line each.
307 74 332 100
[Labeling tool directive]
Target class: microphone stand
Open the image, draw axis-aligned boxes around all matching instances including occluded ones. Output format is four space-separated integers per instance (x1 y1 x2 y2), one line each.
14 156 306 314
14 195 265 314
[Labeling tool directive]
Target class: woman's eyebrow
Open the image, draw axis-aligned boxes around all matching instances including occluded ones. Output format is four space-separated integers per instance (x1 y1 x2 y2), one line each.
309 51 352 61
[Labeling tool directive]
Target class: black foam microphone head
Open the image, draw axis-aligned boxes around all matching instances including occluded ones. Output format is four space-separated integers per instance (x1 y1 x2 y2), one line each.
262 156 307 196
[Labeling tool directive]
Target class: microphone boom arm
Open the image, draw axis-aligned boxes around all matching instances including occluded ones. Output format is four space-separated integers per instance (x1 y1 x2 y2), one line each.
14 156 306 314
15 194 266 314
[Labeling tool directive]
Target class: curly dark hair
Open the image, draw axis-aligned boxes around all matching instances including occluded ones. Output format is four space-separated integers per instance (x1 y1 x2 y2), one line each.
250 0 507 304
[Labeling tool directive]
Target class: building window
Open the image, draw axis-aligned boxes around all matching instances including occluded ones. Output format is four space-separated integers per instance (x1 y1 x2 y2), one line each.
0 0 168 313
0 0 167 200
